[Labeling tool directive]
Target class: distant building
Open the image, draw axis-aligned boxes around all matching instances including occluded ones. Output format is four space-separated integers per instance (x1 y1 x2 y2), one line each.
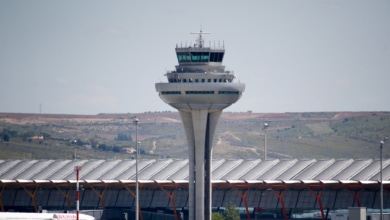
124 147 136 154
30 135 44 140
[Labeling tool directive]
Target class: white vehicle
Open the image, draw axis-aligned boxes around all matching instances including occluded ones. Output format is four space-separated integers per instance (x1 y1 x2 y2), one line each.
0 212 95 220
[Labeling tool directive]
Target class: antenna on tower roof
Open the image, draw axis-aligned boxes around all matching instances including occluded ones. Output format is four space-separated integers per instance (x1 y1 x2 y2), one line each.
190 29 210 48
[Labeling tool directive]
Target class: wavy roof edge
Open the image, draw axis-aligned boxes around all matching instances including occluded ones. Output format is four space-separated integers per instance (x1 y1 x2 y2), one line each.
0 158 388 182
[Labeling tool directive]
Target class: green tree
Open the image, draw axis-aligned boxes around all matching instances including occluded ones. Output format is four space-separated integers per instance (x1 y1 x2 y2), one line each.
22 131 35 138
212 212 225 220
40 132 51 139
98 144 107 151
224 202 240 220
2 134 10 142
89 138 99 148
113 146 122 153
116 132 132 141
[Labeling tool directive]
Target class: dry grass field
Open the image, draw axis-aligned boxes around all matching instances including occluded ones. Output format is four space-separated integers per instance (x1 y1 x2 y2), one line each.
1 111 389 160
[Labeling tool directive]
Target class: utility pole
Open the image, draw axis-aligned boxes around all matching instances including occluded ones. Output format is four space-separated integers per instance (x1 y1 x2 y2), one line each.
380 137 388 220
262 123 269 160
74 166 82 220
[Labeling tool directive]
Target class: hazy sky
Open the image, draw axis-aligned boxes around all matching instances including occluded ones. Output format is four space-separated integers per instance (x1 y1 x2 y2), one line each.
1 0 389 114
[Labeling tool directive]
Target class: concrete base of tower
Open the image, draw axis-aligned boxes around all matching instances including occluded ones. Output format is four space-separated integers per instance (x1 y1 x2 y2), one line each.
179 109 222 220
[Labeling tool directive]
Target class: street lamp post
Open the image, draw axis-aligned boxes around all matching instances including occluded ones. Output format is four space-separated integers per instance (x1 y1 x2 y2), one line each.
380 137 388 220
133 117 140 220
262 123 269 160
74 166 82 220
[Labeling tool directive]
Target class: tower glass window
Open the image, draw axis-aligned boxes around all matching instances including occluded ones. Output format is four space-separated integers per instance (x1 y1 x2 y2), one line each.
177 53 191 62
191 52 209 62
209 52 224 62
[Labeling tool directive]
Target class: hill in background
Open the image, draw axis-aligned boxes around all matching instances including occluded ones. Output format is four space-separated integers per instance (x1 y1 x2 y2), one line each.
0 111 389 160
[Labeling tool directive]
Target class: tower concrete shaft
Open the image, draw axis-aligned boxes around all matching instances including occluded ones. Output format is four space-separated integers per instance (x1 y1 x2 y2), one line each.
179 110 221 220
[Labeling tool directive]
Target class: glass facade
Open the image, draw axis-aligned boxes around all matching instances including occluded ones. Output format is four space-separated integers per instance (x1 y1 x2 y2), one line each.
161 91 239 95
177 53 190 62
190 52 209 62
177 52 224 63
185 91 214 94
209 52 224 62
168 77 233 83
3 187 390 219
161 91 181 95
218 91 239 94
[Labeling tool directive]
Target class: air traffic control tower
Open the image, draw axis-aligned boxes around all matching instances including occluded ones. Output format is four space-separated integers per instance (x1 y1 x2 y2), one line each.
155 31 245 220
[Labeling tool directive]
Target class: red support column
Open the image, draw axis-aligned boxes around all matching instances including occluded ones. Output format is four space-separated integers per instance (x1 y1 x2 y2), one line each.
270 185 288 220
307 186 325 220
231 186 251 220
55 185 73 211
346 187 363 207
90 185 108 209
0 186 5 211
160 185 179 220
21 185 39 212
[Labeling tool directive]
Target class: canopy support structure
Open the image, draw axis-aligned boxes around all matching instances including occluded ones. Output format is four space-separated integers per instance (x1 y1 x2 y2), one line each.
346 186 363 207
160 185 179 220
21 184 39 212
123 183 144 220
231 184 251 220
0 186 5 211
55 185 73 211
90 185 108 209
270 185 288 220
307 185 325 220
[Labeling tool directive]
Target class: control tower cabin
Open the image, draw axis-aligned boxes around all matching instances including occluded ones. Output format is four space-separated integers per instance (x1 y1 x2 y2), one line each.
155 31 245 220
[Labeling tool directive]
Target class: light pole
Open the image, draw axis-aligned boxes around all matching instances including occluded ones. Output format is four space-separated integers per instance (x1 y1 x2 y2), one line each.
262 122 269 160
74 166 82 220
133 117 140 220
380 137 388 220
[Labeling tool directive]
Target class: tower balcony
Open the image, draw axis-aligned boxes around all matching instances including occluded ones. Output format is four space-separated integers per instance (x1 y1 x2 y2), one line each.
155 82 245 111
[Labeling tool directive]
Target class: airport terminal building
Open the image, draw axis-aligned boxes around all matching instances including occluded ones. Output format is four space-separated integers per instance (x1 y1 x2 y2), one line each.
1 158 390 219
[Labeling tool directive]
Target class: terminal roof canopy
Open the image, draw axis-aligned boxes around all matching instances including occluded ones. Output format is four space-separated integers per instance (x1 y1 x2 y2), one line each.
0 158 389 185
